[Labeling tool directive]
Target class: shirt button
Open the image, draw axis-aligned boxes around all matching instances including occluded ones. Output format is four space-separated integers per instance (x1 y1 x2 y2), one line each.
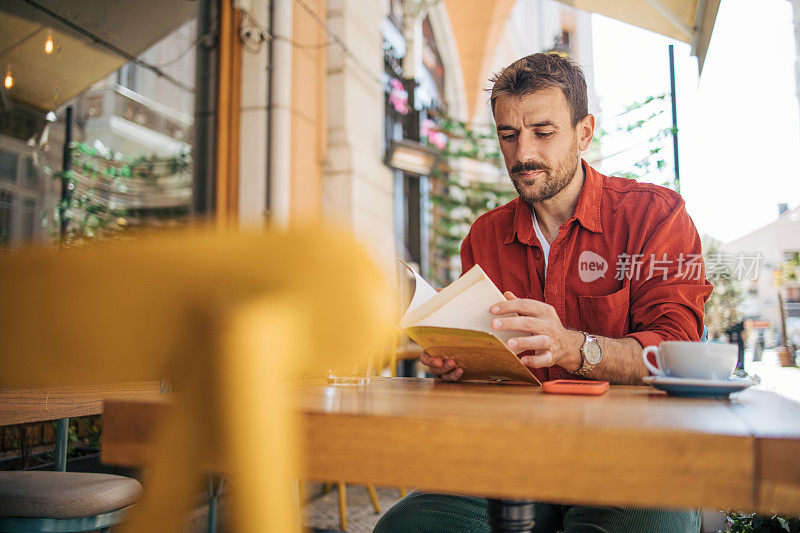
534 248 543 260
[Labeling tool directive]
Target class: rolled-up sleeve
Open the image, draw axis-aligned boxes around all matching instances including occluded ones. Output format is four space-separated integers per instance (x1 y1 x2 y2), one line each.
625 202 713 348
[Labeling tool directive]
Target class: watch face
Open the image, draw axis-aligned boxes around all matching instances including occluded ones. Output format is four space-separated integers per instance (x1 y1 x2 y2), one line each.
584 340 602 365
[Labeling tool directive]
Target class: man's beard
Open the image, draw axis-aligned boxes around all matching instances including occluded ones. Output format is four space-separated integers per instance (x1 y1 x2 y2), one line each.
509 149 580 204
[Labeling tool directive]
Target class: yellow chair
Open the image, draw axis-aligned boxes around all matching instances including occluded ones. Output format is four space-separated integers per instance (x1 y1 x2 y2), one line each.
0 226 395 533
319 260 417 530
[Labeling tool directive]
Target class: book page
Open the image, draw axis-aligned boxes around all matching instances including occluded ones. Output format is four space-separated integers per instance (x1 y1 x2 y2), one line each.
398 260 439 321
414 279 523 348
399 264 527 354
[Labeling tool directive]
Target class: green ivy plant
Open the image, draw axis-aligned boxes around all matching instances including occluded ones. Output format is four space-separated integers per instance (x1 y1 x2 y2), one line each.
45 141 191 245
590 93 678 190
427 114 515 286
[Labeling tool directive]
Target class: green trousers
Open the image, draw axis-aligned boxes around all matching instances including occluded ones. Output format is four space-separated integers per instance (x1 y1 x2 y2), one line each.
374 491 701 533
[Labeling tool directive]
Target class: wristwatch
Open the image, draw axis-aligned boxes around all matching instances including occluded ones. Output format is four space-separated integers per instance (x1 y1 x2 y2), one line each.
574 332 602 376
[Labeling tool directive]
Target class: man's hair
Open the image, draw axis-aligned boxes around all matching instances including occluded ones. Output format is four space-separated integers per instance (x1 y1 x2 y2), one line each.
488 53 588 127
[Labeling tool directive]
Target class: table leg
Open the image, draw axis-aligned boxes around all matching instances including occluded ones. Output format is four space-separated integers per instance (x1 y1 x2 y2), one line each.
207 474 224 533
55 418 69 472
487 499 535 533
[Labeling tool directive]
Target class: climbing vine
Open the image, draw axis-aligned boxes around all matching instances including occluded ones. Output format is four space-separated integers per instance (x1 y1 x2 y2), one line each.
45 141 191 245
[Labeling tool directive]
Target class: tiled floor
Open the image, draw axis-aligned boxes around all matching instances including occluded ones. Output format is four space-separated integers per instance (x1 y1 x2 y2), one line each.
184 485 404 532
303 485 403 532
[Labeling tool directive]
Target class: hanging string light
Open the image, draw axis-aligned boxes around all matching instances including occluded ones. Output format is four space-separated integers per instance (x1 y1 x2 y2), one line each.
44 29 54 55
3 66 13 90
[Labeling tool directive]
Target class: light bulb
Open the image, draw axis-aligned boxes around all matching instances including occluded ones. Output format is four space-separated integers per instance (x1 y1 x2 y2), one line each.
45 33 54 55
3 68 12 90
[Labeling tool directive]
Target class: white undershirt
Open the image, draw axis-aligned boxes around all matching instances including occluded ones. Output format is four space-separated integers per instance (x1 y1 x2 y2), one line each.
531 208 551 278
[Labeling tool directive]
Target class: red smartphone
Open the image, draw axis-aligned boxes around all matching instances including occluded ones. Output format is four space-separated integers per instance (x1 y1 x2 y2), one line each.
542 379 609 396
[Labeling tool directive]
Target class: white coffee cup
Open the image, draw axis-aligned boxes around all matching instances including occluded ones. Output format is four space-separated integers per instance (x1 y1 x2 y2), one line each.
641 341 737 381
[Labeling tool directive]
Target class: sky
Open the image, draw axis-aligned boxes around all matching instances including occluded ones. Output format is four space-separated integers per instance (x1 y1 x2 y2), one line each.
590 0 800 243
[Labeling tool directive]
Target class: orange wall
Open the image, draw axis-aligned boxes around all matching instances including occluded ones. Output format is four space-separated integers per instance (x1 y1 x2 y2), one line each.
290 0 328 223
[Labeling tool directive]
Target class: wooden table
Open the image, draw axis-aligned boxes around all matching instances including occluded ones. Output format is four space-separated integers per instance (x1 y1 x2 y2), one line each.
0 382 162 470
102 377 800 528
0 382 162 426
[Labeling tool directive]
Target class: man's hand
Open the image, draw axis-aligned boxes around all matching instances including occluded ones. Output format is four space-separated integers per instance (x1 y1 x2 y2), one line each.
419 351 464 381
417 286 465 381
490 291 584 372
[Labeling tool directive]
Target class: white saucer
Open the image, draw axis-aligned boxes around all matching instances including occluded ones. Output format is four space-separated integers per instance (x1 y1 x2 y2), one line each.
643 375 757 398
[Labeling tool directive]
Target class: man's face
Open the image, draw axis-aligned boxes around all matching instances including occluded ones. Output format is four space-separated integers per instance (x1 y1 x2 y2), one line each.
494 88 591 204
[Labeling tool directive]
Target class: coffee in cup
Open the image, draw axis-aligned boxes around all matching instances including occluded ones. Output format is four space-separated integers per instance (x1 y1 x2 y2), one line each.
642 341 737 381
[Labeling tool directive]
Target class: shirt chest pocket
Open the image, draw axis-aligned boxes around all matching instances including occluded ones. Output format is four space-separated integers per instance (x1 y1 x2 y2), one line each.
578 285 630 338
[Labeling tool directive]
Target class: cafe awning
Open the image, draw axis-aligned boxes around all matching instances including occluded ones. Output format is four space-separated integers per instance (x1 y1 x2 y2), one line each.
0 0 196 112
445 0 720 120
553 0 720 74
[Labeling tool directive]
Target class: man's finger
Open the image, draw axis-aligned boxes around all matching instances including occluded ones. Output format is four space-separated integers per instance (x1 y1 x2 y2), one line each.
433 359 458 375
504 291 518 300
491 298 551 317
506 334 552 352
420 351 443 368
491 316 549 334
440 367 464 382
520 351 555 369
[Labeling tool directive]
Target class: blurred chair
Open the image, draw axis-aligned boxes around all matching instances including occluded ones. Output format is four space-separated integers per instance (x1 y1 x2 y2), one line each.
0 227 395 533
313 482 382 531
0 471 142 533
313 260 414 530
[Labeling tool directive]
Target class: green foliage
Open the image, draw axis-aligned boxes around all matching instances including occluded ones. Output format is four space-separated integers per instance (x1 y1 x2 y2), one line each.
724 511 800 532
592 93 677 190
67 420 79 458
46 141 191 245
428 116 514 285
778 251 800 283
703 237 744 339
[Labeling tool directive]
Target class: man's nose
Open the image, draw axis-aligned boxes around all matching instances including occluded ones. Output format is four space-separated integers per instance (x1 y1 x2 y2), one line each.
515 130 539 164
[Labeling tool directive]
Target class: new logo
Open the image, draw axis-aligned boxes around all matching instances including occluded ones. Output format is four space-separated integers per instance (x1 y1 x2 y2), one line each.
578 251 607 282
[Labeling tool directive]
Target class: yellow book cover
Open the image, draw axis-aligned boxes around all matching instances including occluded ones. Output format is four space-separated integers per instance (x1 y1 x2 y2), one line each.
404 326 542 384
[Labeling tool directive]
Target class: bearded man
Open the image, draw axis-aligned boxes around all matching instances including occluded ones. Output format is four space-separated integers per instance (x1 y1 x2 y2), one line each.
375 53 712 533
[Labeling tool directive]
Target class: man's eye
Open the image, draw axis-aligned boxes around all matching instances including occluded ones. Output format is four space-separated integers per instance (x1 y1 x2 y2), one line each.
501 134 517 141
536 132 554 138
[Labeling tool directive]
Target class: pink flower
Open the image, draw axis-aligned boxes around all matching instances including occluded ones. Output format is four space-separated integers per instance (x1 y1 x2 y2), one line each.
429 131 447 150
421 118 436 137
388 78 409 115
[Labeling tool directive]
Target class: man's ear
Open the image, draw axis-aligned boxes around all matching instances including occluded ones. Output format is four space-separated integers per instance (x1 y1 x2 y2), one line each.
577 114 595 152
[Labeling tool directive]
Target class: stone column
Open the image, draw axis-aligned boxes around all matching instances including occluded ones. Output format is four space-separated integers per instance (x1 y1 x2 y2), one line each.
238 0 271 227
324 0 395 272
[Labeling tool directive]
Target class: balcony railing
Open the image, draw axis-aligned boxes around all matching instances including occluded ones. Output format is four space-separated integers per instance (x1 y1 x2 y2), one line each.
82 86 194 144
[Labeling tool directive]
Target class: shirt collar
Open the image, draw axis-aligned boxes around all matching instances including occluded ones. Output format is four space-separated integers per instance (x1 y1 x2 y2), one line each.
504 158 603 246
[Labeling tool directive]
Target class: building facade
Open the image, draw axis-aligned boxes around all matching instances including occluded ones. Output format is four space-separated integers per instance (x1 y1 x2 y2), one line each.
723 204 800 344
1 0 598 279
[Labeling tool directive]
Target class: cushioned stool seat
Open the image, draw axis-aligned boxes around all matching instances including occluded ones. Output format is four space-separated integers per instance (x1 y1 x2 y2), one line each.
0 471 142 519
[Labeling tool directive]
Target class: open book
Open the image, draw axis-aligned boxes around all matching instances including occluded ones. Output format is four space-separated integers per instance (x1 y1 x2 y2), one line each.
399 262 541 385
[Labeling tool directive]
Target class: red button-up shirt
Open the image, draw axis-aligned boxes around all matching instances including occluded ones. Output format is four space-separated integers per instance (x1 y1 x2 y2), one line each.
460 160 713 383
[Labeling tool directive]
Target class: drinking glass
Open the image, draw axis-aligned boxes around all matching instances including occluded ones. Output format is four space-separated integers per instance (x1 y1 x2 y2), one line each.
327 355 374 386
